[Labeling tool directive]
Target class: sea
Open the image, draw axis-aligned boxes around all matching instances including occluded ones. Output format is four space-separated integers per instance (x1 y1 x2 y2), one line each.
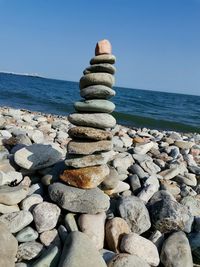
0 72 199 133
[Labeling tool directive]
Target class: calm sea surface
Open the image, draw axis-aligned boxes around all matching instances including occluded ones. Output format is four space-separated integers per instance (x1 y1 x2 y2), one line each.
0 73 199 133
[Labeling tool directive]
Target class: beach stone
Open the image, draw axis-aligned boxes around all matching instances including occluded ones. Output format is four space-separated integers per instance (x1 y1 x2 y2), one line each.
65 150 116 168
48 182 110 214
175 140 195 149
0 222 18 267
68 126 112 141
101 167 120 190
112 152 134 174
148 190 193 233
121 233 160 266
104 181 130 195
84 63 116 75
107 253 150 267
181 184 197 197
58 231 107 267
68 113 116 129
129 174 141 193
74 99 115 113
0 210 33 233
0 184 29 205
90 54 116 65
149 230 165 252
180 196 200 216
129 163 149 179
16 226 39 242
60 164 109 189
0 170 23 186
78 212 106 250
133 141 155 154
0 159 15 172
21 194 43 211
33 202 61 233
174 173 197 186
0 203 20 213
67 140 113 154
160 180 181 196
118 195 151 234
132 153 152 164
100 249 116 263
105 217 131 252
188 232 200 264
64 213 78 232
158 165 180 180
31 130 44 143
137 176 159 203
17 241 43 261
161 231 193 267
95 39 112 55
58 225 68 243
80 73 115 89
81 85 116 99
140 160 161 175
40 229 59 246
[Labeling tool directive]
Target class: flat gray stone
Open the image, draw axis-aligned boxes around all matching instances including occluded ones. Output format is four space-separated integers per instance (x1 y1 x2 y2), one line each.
90 54 116 65
17 241 43 261
80 73 115 89
16 226 39 242
14 144 63 170
80 85 116 99
83 63 116 75
58 231 107 267
74 99 115 113
48 182 110 214
161 231 193 267
0 184 29 205
68 113 116 129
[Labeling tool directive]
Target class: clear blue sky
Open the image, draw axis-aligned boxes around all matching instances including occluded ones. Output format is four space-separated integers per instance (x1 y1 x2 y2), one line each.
0 0 199 95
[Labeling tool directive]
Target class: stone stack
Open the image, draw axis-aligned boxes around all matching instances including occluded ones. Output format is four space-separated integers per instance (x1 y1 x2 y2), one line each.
60 40 117 189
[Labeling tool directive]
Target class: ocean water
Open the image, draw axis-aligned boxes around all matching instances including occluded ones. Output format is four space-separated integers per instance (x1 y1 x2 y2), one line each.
0 72 199 133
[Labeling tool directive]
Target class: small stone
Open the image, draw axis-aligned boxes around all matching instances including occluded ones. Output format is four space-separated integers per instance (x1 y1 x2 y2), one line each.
95 39 112 55
21 194 43 211
67 140 113 154
129 174 141 193
160 180 181 196
0 184 29 205
188 232 200 264
84 63 116 75
80 73 115 89
105 217 131 252
17 241 43 261
174 173 197 186
40 229 59 246
31 130 44 143
140 160 161 175
137 176 159 203
100 249 116 264
149 230 164 252
64 213 78 232
158 165 180 180
104 181 130 196
74 99 115 113
14 144 63 170
68 126 112 141
0 170 23 186
133 141 155 154
0 203 20 213
90 54 116 65
48 182 110 214
58 225 68 243
58 231 107 267
107 253 150 267
33 202 60 233
129 163 149 179
161 231 193 267
80 85 116 99
16 226 39 242
78 212 106 250
180 196 200 216
101 167 120 190
175 140 195 149
0 210 33 233
68 113 116 129
120 233 160 266
118 195 151 234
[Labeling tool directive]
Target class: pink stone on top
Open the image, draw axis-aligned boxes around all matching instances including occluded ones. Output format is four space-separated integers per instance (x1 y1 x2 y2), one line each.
95 39 112 55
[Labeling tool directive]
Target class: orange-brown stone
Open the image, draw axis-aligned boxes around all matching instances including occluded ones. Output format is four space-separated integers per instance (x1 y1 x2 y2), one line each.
60 165 109 189
95 39 112 55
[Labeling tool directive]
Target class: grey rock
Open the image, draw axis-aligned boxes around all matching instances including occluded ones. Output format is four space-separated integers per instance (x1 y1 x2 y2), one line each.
0 203 20 214
64 213 78 232
129 174 141 193
188 232 200 264
129 163 149 179
149 230 164 252
0 184 29 205
158 165 180 180
161 231 193 267
100 249 116 264
174 173 197 186
0 210 33 233
16 226 39 242
68 113 116 129
33 202 61 233
74 99 115 113
58 225 68 243
14 144 63 170
101 167 120 190
80 85 116 99
133 141 155 154
48 182 110 214
90 54 116 65
58 231 107 267
140 160 161 175
17 241 43 261
80 73 115 89
107 253 150 267
118 195 151 234
180 196 200 216
83 63 116 75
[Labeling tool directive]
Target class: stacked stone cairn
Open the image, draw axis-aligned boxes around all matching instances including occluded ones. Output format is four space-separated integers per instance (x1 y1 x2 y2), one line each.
60 40 117 190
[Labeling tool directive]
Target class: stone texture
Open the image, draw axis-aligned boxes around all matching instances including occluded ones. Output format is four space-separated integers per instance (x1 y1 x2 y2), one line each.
58 231 107 267
105 217 131 252
0 184 29 205
0 170 23 186
16 241 43 261
74 99 115 113
95 39 112 55
80 73 115 89
33 202 61 233
60 165 109 189
84 63 116 75
14 143 63 170
40 229 59 246
80 85 116 99
21 194 43 211
16 226 39 242
161 231 193 267
133 141 155 154
0 222 18 267
107 253 150 267
48 182 110 214
67 140 113 154
0 203 20 213
90 54 116 65
78 212 106 250
68 126 112 141
118 195 151 234
68 113 116 129
101 166 120 190
158 166 180 180
120 233 160 266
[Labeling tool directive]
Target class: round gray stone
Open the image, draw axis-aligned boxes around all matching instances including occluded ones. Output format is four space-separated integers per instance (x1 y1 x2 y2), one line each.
83 63 116 75
79 73 115 89
74 99 115 113
16 226 39 242
17 241 43 261
80 85 116 99
90 54 116 65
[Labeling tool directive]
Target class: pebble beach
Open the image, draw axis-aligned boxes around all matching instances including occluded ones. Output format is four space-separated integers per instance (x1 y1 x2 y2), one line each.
0 40 200 267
